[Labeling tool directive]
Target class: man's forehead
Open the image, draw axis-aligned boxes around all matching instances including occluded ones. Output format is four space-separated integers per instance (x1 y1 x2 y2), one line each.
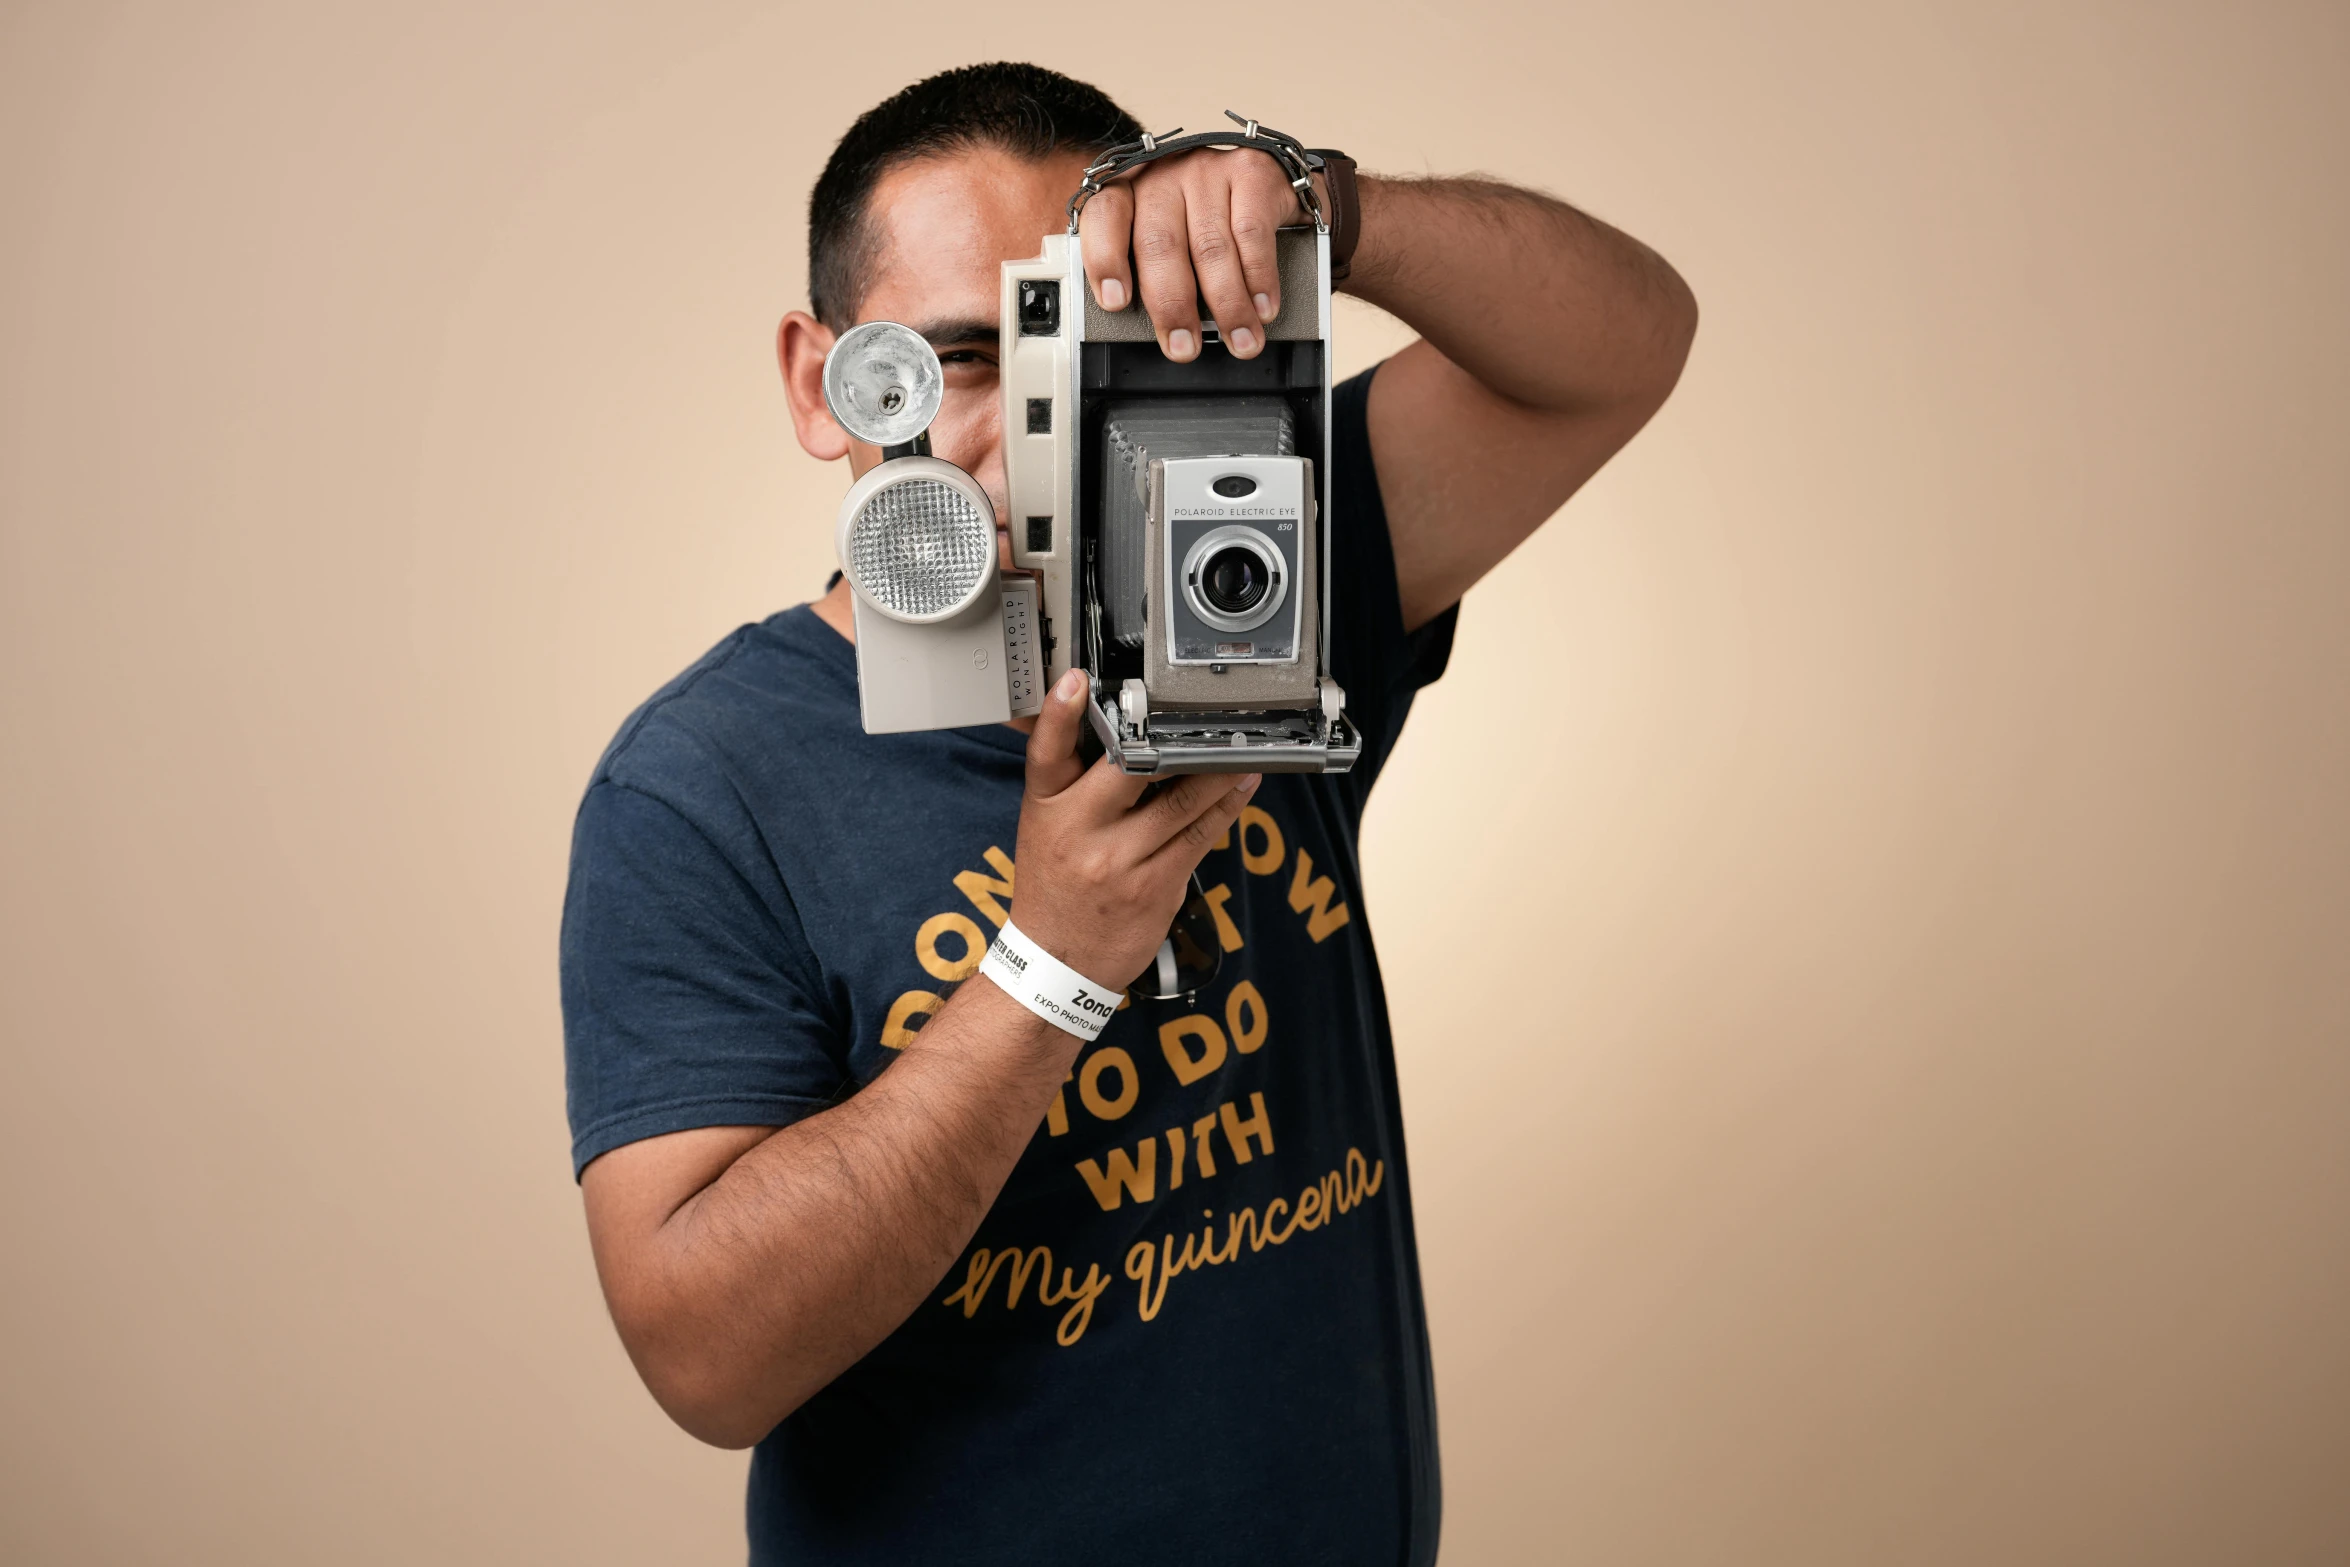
856 145 1089 332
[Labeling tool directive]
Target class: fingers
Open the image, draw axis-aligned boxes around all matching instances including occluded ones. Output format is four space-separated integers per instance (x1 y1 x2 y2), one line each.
1144 773 1262 874
1229 168 1295 334
1188 178 1265 360
1023 669 1092 800
1064 750 1152 821
1129 769 1261 859
1077 183 1134 314
1131 176 1203 363
1093 152 1305 363
1123 772 1228 856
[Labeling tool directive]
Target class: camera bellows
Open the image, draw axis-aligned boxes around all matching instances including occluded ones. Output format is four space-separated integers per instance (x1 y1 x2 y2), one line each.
1100 397 1293 651
846 477 993 621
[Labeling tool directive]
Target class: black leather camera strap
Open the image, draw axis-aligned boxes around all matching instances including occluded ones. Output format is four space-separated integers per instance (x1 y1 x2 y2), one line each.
1066 111 1362 282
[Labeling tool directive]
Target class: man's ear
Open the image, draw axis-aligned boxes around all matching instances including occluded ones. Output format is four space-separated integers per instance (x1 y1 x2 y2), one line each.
779 311 851 462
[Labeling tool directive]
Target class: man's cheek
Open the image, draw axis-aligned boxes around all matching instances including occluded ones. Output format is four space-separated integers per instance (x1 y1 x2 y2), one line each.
935 393 999 451
937 412 1004 489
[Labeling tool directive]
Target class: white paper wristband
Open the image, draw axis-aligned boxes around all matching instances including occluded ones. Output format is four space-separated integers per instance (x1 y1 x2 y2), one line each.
979 920 1121 1041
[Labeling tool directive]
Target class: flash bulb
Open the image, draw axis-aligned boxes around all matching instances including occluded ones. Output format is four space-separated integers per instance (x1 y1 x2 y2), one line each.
823 321 943 447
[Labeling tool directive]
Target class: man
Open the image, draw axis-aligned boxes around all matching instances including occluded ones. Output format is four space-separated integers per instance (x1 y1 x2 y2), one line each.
562 62 1694 1565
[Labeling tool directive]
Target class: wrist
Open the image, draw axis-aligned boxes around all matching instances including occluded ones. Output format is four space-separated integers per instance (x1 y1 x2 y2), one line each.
1315 154 1360 283
978 919 1124 1042
1334 172 1394 298
910 969 1076 1071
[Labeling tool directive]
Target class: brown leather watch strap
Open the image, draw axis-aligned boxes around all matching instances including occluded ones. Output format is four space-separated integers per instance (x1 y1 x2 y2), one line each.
1311 152 1361 283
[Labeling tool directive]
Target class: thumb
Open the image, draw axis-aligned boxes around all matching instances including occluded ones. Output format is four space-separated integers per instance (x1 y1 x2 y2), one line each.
1024 668 1092 799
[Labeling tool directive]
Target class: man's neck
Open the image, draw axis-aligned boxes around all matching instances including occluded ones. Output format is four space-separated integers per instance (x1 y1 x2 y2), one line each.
811 575 856 644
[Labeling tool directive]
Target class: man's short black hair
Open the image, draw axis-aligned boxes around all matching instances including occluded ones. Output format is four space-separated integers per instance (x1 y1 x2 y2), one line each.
808 63 1141 329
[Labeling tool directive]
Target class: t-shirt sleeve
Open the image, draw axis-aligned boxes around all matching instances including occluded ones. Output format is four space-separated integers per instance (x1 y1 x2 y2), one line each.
559 769 848 1178
1326 361 1458 802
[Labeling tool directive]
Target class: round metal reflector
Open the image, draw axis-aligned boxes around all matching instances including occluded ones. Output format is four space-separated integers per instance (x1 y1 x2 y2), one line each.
844 474 993 621
823 321 942 447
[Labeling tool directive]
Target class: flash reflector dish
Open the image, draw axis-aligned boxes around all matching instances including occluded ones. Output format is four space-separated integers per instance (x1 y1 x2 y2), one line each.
836 458 997 624
824 321 943 447
848 480 990 618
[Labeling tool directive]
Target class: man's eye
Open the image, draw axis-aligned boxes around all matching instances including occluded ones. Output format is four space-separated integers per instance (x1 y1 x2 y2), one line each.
939 351 995 368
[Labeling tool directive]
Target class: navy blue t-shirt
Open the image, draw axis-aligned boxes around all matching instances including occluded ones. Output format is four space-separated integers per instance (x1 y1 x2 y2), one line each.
561 367 1452 1566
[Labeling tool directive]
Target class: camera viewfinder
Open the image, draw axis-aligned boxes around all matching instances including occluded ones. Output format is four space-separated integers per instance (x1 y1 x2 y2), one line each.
1018 279 1060 337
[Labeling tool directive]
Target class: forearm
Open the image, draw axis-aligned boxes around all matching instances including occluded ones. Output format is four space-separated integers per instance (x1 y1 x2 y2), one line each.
1344 174 1697 417
580 677 1255 1449
609 978 1074 1447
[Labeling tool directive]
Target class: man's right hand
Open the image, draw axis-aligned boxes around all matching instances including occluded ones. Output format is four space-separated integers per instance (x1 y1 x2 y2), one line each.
581 667 1258 1450
1004 669 1259 993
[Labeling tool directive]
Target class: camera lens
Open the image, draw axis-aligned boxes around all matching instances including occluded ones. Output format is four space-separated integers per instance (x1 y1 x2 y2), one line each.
1200 546 1268 615
1179 525 1288 636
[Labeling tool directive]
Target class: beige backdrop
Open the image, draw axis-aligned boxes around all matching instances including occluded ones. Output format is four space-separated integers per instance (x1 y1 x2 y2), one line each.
4 2 2346 1562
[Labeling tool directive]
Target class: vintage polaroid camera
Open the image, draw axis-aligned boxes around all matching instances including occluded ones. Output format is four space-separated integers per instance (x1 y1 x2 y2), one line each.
824 116 1359 777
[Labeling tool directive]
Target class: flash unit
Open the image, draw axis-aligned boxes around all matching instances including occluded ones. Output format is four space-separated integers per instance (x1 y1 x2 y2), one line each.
822 323 1042 733
823 320 943 451
837 459 995 624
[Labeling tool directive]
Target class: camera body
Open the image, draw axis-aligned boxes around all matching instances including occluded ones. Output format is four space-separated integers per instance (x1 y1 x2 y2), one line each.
1000 227 1358 775
826 229 1356 775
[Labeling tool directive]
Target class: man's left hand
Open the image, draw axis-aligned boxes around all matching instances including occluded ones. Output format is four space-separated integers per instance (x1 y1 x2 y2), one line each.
1075 148 1309 364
